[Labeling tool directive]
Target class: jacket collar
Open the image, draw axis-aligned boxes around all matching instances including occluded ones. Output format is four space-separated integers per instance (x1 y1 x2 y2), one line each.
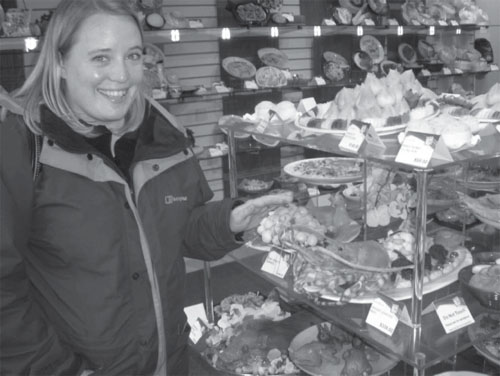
38 103 190 160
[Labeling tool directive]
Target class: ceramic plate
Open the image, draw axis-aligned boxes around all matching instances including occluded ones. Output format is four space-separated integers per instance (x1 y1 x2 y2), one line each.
255 66 287 88
288 322 398 376
360 35 385 64
283 157 363 185
467 312 500 366
258 47 289 69
320 247 473 303
222 56 257 79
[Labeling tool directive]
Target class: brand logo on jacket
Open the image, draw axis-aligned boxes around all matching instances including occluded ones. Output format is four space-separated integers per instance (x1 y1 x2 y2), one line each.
164 195 188 205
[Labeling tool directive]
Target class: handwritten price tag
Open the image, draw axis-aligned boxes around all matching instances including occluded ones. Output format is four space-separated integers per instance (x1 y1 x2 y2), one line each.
261 249 294 279
366 298 400 336
491 64 499 71
388 19 399 26
339 123 368 153
421 69 431 77
450 20 459 26
438 20 447 26
395 132 438 168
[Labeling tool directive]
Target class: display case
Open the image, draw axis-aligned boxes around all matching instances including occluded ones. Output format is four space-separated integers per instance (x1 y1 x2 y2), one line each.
1 1 499 375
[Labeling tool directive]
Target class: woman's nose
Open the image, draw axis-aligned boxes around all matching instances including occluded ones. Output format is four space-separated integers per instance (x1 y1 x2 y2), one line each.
110 59 130 82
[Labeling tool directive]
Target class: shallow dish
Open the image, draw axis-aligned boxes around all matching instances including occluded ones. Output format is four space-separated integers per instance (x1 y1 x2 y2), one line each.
258 47 289 69
222 56 257 79
238 178 274 195
459 265 500 310
288 322 398 376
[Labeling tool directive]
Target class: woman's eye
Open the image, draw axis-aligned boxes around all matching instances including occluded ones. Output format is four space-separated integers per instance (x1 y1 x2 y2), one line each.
92 55 109 63
128 52 143 61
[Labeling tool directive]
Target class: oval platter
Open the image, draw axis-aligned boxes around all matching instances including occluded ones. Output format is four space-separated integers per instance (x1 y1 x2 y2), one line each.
258 47 289 69
222 56 257 79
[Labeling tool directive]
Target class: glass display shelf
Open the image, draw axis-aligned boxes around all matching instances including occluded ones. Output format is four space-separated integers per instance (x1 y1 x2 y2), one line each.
222 123 500 170
227 245 500 372
220 123 500 374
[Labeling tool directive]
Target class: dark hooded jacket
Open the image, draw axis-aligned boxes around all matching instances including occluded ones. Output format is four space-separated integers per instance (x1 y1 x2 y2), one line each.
0 100 240 375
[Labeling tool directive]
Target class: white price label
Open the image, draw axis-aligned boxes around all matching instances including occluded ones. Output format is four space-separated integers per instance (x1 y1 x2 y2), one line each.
261 249 292 279
323 18 336 26
491 64 499 71
395 132 438 168
339 123 367 153
443 67 452 75
184 303 209 344
438 20 447 26
412 19 421 26
450 20 459 26
388 19 399 26
364 19 375 26
435 296 475 334
366 298 399 336
421 69 431 77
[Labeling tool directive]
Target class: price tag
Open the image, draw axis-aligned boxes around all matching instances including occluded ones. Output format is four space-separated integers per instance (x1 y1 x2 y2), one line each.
364 19 375 26
366 295 411 335
388 19 399 26
396 131 453 168
435 295 475 334
450 20 459 26
339 122 368 154
491 64 499 71
438 20 447 26
323 18 336 26
395 132 437 168
479 26 487 34
261 248 294 279
282 13 294 22
184 303 209 344
454 68 464 74
421 69 431 77
412 19 421 26
443 67 452 75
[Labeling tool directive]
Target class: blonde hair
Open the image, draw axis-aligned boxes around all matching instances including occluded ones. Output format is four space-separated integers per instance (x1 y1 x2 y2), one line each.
15 0 146 136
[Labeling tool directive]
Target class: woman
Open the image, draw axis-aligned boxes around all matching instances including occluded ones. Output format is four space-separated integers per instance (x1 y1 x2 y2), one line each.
0 1 292 375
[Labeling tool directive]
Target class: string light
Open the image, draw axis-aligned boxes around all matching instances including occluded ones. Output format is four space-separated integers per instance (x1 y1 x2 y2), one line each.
428 26 435 36
24 37 38 52
357 26 363 36
456 28 462 35
221 27 231 40
270 26 279 38
397 26 404 36
313 26 321 37
170 29 180 42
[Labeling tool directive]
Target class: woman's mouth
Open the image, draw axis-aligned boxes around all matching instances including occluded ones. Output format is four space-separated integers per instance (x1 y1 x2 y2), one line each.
97 89 128 103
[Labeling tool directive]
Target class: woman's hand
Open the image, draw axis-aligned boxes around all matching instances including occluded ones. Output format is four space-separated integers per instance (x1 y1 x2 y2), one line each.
229 191 293 234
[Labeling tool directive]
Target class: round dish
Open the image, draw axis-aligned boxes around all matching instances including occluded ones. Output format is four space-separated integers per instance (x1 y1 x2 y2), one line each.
360 35 385 64
283 157 363 186
288 322 398 376
467 312 500 366
353 51 374 71
230 1 270 26
258 47 289 69
398 43 418 65
255 66 287 88
320 247 472 303
323 51 350 67
459 265 500 310
222 56 257 79
238 178 274 195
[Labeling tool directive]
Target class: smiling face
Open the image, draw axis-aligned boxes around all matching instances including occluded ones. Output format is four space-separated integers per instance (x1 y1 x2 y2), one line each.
60 14 143 134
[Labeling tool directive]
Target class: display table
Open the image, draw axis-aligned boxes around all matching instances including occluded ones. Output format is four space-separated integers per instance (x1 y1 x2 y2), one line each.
185 258 500 376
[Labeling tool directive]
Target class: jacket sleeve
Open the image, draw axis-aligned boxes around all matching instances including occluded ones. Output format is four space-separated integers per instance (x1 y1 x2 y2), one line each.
0 115 87 375
181 159 242 260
